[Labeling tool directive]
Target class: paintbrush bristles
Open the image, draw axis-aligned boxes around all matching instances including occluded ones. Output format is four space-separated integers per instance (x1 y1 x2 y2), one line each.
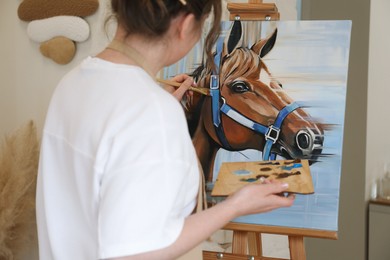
156 78 210 96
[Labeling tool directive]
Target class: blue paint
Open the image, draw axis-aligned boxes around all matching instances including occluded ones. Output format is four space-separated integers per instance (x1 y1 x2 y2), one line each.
233 169 252 175
241 178 258 183
281 163 303 171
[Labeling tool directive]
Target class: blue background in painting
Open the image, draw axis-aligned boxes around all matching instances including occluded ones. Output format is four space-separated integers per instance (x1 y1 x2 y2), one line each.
164 21 351 231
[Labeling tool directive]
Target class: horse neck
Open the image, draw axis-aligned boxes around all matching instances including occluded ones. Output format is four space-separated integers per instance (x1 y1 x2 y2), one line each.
192 113 219 183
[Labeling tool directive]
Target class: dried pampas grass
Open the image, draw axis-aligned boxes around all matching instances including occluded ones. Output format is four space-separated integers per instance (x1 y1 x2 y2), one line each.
0 121 39 260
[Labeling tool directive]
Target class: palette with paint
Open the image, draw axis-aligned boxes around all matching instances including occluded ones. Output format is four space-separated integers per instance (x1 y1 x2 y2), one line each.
211 159 314 196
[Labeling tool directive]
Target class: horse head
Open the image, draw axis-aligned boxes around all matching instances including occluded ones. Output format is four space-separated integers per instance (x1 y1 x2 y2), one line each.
190 22 324 179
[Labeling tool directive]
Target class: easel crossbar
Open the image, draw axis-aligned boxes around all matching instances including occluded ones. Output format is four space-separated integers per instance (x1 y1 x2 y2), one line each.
225 222 338 240
227 3 278 12
203 250 287 260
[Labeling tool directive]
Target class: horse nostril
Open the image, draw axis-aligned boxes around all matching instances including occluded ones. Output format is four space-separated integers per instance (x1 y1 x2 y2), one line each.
296 132 311 150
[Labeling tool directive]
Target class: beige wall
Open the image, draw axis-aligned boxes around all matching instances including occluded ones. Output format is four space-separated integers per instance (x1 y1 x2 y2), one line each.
366 0 390 198
0 0 113 137
302 0 370 259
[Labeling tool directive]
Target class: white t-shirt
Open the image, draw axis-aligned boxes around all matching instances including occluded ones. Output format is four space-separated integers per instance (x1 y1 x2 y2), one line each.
36 57 200 259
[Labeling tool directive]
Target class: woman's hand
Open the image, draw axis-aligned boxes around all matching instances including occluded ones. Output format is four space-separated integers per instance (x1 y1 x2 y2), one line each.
225 180 295 218
164 74 196 101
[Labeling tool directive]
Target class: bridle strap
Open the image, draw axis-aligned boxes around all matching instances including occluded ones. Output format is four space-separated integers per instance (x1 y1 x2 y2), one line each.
262 102 300 160
220 102 269 134
211 37 232 149
219 101 299 160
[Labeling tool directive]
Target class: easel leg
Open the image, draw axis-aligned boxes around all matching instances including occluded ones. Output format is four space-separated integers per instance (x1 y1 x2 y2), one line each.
232 231 248 255
248 232 262 256
288 236 306 260
206 232 307 260
232 231 262 256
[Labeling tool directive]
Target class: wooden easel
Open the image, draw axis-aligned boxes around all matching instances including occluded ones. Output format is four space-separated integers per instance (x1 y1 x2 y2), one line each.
227 0 280 21
202 1 338 259
203 222 337 260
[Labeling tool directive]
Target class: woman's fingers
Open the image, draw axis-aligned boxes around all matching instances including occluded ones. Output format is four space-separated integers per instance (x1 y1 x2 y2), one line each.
172 76 194 100
171 73 191 83
163 74 196 101
227 181 295 217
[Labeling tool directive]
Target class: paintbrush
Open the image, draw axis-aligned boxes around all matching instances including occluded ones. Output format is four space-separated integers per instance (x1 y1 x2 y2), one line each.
156 78 210 96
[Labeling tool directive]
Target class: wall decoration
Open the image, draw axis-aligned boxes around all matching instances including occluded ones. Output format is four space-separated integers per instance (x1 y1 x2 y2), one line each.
0 121 39 259
17 0 99 65
163 20 351 232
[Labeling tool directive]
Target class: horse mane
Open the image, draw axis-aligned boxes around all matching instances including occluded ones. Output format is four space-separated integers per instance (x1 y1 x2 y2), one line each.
185 47 261 137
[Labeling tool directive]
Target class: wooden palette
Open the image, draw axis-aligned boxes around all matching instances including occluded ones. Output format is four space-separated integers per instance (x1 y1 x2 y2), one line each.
211 159 314 196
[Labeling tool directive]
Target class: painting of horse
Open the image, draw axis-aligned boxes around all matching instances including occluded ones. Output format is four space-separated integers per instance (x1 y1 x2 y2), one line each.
162 20 351 232
187 21 324 182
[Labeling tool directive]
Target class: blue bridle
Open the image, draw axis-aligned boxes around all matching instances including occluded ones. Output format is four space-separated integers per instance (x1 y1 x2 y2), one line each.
210 36 300 161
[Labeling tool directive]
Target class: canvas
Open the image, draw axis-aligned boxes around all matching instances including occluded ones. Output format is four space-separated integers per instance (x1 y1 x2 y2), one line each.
162 20 351 232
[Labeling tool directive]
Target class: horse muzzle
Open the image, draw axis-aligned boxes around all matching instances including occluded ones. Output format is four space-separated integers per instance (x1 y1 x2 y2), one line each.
276 128 324 163
296 128 324 157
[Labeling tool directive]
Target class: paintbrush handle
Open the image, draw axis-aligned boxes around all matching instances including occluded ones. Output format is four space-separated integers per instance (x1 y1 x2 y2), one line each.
156 78 209 96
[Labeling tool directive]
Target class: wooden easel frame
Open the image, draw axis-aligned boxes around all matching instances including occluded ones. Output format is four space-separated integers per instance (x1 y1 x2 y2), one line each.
203 224 337 260
202 1 338 259
227 0 280 21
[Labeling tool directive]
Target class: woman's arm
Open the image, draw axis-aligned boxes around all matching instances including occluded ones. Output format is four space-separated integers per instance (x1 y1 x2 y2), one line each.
110 181 295 260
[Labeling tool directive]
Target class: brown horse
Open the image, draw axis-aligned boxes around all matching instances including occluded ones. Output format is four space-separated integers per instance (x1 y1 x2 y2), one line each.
188 23 324 182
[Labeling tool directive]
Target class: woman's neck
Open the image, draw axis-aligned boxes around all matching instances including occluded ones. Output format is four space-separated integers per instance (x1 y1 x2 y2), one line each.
97 27 171 76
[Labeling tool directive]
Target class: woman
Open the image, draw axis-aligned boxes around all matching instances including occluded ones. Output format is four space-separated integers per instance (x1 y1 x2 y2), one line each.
36 1 295 259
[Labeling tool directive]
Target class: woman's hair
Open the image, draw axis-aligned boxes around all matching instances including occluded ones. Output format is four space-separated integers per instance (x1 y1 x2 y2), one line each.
110 0 222 69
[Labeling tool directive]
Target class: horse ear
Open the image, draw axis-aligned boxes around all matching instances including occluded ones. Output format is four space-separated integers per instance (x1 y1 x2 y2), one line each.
227 20 242 54
251 28 278 58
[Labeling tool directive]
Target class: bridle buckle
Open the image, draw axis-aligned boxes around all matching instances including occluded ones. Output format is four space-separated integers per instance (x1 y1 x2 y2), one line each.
265 125 280 144
210 75 219 90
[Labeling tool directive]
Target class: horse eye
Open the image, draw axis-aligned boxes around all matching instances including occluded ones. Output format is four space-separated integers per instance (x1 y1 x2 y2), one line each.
230 81 250 93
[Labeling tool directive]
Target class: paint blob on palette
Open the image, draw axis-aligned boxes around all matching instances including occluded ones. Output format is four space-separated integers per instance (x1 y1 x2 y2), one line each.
211 159 314 196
